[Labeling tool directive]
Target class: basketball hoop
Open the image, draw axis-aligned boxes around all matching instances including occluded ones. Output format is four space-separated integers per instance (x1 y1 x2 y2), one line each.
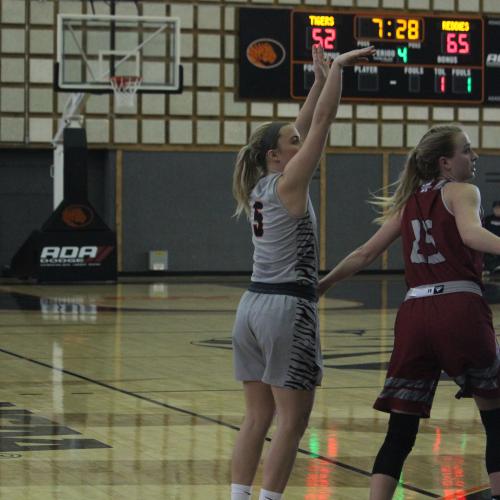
109 76 143 110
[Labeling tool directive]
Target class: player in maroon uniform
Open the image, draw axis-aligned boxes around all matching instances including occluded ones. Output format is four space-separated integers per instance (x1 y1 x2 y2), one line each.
319 124 500 500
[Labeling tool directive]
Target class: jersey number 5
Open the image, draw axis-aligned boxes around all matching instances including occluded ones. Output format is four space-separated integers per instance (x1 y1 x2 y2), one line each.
410 219 445 264
253 201 264 237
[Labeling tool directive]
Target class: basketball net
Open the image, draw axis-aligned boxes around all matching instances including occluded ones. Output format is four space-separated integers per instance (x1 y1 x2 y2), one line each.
110 76 143 110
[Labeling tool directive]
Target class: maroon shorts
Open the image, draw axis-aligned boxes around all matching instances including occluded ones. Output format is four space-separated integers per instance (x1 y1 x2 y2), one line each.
374 292 500 418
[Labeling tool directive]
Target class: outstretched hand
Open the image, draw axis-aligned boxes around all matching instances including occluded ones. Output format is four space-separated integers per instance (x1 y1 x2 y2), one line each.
312 44 329 84
333 46 376 68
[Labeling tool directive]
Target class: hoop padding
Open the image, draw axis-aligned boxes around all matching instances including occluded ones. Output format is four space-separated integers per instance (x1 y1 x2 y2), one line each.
110 76 143 109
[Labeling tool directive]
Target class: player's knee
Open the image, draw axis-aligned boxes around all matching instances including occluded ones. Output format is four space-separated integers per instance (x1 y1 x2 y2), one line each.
295 412 311 437
480 408 500 474
244 409 275 433
372 413 420 480
277 409 311 438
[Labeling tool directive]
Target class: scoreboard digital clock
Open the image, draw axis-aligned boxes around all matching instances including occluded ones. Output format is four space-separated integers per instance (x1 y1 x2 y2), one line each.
238 8 500 105
356 16 423 42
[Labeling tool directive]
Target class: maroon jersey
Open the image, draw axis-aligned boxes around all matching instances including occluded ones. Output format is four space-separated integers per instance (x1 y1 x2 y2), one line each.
401 180 483 288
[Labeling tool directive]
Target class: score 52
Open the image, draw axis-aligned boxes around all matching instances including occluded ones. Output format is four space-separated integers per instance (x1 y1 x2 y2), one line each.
305 15 337 50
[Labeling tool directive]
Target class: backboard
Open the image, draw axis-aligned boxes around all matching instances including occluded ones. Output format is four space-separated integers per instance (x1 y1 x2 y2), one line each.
56 14 182 93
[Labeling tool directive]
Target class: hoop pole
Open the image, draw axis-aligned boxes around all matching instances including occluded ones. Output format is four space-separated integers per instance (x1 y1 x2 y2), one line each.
110 0 116 79
53 144 64 209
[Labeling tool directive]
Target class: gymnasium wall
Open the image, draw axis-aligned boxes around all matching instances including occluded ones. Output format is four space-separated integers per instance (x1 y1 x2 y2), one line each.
1 150 498 273
0 0 499 273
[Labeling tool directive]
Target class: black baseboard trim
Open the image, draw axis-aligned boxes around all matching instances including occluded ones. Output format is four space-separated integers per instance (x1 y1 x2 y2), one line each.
117 269 405 277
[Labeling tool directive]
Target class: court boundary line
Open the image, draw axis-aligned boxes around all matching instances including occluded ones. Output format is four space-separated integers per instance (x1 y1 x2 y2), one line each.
0 346 439 498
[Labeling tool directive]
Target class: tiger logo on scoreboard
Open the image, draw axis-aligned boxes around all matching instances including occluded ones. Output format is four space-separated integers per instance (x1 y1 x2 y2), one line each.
62 205 94 228
246 38 286 69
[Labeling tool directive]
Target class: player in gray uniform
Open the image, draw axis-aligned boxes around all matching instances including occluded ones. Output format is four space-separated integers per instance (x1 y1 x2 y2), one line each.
233 171 321 391
229 45 375 500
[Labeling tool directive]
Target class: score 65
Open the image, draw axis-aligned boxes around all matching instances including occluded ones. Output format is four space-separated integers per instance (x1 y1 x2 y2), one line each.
442 32 470 54
306 27 336 50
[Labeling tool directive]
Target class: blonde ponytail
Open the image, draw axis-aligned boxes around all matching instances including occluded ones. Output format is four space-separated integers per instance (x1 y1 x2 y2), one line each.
232 122 287 217
233 144 266 217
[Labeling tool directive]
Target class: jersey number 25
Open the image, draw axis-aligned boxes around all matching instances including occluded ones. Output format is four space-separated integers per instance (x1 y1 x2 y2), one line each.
410 219 445 264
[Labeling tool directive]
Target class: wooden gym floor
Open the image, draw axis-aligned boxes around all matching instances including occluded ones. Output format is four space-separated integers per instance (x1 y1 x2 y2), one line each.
0 274 498 499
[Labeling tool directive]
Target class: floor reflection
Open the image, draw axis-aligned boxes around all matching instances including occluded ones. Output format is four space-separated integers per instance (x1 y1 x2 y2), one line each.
0 276 496 499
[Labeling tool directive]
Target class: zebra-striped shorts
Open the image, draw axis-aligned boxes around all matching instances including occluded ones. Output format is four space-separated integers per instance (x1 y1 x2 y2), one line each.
232 290 323 390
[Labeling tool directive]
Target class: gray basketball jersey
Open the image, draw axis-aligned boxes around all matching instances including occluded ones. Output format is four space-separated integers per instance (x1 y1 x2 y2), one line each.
249 173 319 285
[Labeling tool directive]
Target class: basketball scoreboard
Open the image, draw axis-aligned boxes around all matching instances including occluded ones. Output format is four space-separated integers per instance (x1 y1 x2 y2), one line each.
238 8 500 105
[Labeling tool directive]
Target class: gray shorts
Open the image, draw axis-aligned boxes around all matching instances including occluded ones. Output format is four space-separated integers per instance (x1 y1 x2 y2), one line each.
232 290 323 390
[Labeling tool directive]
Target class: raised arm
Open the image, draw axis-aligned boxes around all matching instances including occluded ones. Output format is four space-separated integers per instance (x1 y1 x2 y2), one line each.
293 45 329 139
446 182 500 254
318 212 402 296
278 46 375 216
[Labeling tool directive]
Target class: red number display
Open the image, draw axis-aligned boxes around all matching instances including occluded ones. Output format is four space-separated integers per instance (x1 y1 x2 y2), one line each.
311 27 336 50
446 32 470 54
440 75 446 92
